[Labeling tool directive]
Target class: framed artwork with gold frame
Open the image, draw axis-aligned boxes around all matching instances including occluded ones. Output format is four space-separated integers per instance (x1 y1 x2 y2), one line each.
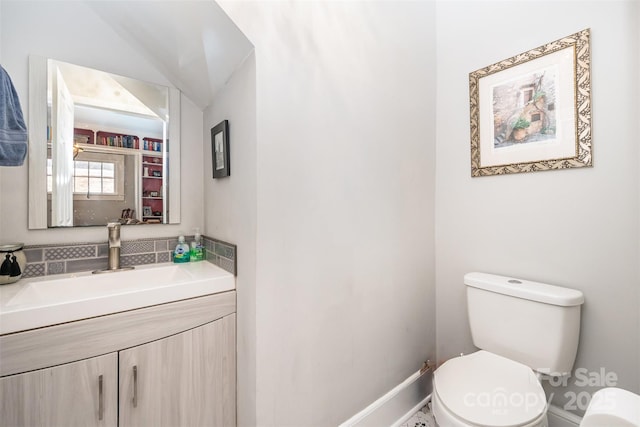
469 29 592 177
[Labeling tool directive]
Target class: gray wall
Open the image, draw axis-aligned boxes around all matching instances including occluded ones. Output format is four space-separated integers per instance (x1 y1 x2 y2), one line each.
220 1 437 425
0 0 204 244
435 0 639 416
203 53 257 427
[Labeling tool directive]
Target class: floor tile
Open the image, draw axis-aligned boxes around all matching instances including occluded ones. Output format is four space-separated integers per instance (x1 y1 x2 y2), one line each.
400 404 437 427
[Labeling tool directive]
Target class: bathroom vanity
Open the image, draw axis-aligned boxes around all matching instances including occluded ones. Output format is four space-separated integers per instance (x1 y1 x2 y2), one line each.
0 262 236 427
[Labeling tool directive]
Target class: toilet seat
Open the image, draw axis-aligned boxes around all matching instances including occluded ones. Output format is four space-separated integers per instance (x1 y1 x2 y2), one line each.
433 351 547 427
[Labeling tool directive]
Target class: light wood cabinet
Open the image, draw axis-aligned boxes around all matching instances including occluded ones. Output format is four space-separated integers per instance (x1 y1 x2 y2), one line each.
0 353 118 427
0 291 236 427
191 315 236 427
119 326 192 426
119 314 236 427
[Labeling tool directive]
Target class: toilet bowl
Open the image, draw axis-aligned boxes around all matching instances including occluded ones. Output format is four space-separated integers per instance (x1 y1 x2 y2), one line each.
580 387 640 427
432 273 584 427
432 351 548 427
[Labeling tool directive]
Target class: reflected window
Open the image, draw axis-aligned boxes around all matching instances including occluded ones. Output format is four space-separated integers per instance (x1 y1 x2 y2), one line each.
47 152 125 200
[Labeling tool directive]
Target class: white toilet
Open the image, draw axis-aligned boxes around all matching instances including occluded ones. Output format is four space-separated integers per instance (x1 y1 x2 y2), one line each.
432 272 585 427
581 387 640 427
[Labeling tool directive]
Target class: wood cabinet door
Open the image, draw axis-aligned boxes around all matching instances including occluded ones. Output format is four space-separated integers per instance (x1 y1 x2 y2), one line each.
0 352 118 427
192 313 236 427
119 314 236 427
118 325 192 427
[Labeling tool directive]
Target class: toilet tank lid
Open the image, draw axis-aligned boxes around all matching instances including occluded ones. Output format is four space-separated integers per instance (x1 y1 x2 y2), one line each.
465 272 584 306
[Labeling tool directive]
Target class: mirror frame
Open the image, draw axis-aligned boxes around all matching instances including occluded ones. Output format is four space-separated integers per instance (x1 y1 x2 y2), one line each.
28 56 181 229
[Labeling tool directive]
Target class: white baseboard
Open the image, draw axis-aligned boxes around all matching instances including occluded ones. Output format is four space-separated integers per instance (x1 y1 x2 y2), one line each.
391 395 432 427
339 369 432 427
339 373 577 427
547 404 582 427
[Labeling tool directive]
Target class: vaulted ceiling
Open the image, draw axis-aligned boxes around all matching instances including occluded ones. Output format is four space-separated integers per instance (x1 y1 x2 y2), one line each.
87 1 253 110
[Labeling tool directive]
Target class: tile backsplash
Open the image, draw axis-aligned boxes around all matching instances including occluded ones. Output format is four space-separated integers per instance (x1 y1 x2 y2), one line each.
22 235 237 278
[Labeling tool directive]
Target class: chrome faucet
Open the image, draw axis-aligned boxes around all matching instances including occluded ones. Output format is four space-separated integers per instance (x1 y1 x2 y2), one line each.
107 222 122 270
94 222 134 274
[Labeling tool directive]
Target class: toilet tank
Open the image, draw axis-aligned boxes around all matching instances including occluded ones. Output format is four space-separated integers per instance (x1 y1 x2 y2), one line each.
465 272 584 376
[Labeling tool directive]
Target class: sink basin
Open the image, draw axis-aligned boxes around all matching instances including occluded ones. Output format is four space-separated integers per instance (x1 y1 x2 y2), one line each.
0 262 234 335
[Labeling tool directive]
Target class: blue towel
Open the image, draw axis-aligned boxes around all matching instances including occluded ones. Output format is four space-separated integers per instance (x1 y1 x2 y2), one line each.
0 65 27 166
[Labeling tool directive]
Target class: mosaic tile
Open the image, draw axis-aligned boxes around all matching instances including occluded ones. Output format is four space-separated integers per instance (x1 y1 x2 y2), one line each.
66 257 107 273
203 238 215 251
154 240 168 252
97 244 109 257
21 235 236 277
24 248 43 262
156 252 171 263
214 242 235 260
45 245 96 260
217 256 235 275
23 263 45 278
168 239 178 251
121 253 156 267
47 261 65 275
205 251 218 263
122 240 155 255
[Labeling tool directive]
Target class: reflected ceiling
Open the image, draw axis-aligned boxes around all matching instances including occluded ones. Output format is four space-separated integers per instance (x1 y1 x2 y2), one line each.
52 60 160 117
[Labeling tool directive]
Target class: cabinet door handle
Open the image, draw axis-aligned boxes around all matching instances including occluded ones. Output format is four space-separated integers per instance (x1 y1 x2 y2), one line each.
132 365 138 408
98 374 104 421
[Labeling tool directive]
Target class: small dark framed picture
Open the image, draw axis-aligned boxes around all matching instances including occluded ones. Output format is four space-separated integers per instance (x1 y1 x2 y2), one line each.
211 120 230 178
142 206 152 217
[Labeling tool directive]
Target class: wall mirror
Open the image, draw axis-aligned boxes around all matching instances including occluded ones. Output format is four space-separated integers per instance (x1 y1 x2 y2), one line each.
28 57 181 229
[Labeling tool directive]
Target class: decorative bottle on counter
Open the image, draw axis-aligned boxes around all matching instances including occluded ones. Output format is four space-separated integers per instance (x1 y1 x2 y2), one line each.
0 243 26 285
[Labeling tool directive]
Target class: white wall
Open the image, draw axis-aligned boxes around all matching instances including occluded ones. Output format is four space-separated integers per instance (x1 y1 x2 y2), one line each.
637 2 640 397
0 0 204 244
435 0 640 416
220 2 437 425
7 1 637 425
203 52 257 427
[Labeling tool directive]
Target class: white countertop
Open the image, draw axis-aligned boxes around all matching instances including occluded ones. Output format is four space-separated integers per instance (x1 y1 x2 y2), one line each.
0 262 235 335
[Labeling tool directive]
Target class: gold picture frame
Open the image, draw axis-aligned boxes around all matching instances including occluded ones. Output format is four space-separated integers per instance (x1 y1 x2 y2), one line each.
469 29 592 177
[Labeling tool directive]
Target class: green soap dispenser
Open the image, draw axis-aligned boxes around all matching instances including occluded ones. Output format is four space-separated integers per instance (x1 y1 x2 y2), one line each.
190 228 205 262
173 235 191 263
